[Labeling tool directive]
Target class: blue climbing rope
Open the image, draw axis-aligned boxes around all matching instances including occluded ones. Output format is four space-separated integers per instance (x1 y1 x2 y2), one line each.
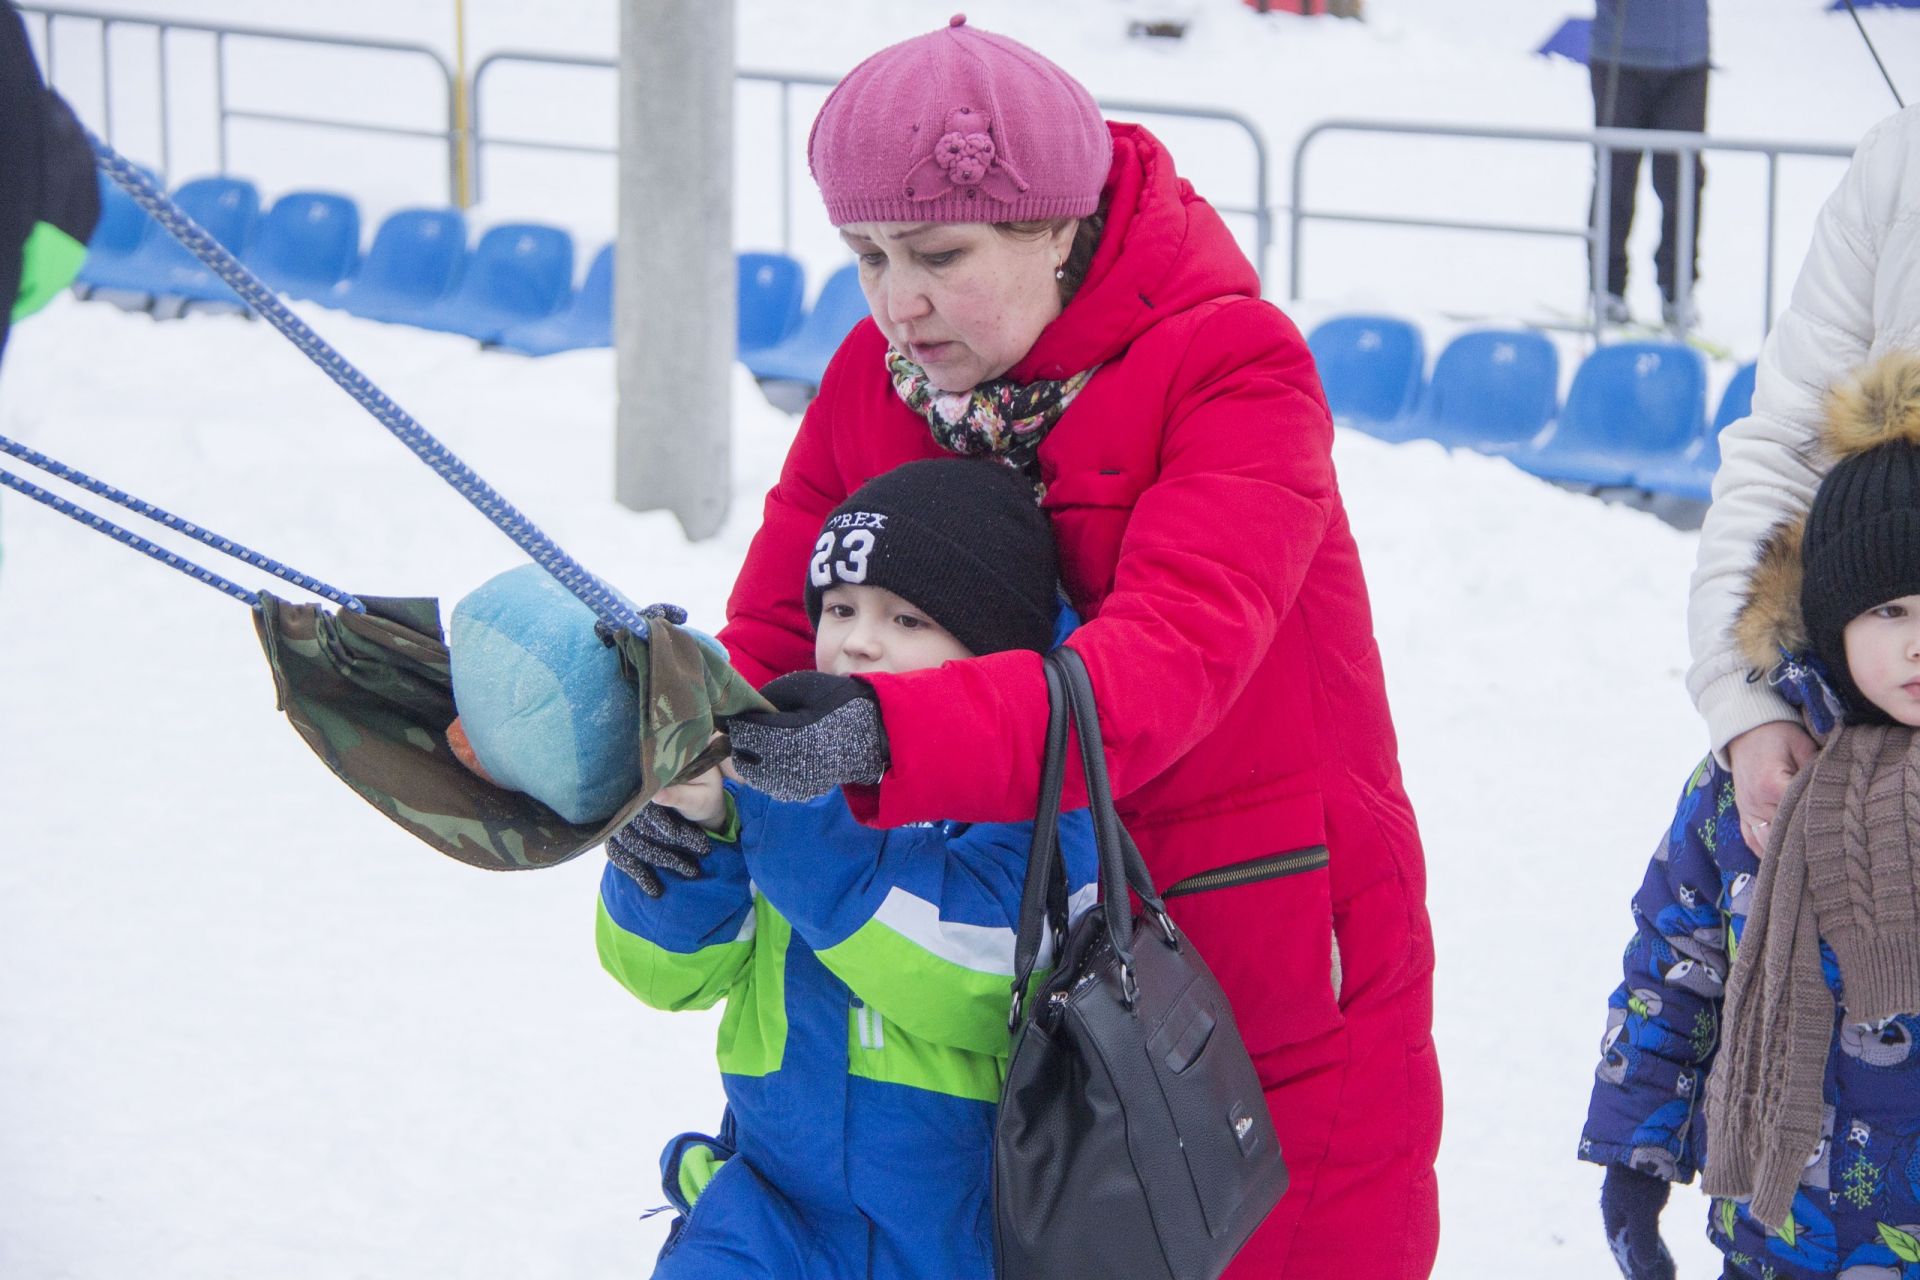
88 134 654 641
0 468 261 607
0 433 365 612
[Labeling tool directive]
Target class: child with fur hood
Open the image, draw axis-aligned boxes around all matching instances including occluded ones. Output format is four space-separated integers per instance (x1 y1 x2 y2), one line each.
1580 352 1920 1280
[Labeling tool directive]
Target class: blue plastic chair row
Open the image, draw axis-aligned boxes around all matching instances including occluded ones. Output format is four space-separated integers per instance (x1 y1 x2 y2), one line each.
1306 312 1756 501
740 263 869 390
73 171 818 359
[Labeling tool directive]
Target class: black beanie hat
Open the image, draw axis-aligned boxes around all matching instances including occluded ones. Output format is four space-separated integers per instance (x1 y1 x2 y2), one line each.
804 458 1058 657
1800 354 1920 722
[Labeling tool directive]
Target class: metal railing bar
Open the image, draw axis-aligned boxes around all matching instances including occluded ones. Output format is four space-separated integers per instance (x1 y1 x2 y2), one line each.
469 133 615 157
156 24 170 178
22 4 457 70
225 109 455 144
470 51 1274 277
1296 211 1587 240
1296 116 1854 160
1292 116 1855 341
22 3 456 202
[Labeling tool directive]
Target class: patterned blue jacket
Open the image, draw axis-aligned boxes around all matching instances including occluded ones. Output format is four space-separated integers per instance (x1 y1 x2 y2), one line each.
1580 664 1920 1279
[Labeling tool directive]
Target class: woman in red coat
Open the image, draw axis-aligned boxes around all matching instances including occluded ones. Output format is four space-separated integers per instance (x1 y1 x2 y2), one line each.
717 18 1440 1275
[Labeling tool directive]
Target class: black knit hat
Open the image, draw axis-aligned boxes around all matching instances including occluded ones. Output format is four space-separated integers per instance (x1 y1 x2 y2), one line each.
804 458 1058 657
1800 356 1920 723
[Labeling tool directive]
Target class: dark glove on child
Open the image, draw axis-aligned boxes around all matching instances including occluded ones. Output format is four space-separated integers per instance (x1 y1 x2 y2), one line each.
1601 1164 1676 1280
606 803 710 898
725 671 888 802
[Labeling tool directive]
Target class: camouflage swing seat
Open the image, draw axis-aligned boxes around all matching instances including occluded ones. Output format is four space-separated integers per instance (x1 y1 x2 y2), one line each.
253 592 768 871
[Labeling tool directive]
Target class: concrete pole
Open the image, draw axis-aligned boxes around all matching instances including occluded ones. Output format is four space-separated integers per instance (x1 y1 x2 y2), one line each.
615 0 734 540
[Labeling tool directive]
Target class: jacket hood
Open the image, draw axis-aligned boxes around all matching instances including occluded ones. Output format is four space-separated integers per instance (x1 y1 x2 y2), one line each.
1733 351 1920 672
1009 122 1260 383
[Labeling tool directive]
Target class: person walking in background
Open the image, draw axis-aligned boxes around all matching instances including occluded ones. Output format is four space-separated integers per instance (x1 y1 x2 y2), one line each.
1589 0 1711 333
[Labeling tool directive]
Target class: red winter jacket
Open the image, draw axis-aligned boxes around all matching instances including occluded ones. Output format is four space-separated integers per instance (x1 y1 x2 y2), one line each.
721 123 1439 1276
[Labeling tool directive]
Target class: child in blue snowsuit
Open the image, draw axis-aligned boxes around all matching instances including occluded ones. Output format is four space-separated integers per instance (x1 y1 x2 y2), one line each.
596 458 1097 1280
1581 352 1920 1280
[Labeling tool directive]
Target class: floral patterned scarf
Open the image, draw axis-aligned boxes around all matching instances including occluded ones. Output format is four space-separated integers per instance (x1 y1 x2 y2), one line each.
886 346 1096 486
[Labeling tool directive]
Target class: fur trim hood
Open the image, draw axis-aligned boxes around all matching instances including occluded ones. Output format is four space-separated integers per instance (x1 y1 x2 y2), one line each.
1732 351 1920 674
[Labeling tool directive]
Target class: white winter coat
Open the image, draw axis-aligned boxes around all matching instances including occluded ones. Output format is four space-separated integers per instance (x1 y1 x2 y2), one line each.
1688 104 1920 756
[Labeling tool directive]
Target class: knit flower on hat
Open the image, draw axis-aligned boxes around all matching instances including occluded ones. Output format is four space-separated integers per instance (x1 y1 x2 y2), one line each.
934 129 994 185
904 107 1030 205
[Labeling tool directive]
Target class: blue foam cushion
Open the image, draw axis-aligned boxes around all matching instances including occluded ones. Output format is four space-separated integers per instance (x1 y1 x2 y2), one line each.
449 564 642 825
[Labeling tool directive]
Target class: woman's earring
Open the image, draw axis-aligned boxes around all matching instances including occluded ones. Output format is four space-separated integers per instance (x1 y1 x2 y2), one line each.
1054 265 1067 281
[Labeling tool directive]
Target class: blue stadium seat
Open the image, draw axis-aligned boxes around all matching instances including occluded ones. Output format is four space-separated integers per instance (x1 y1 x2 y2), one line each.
738 252 805 355
247 191 361 302
1306 315 1425 433
73 168 160 299
331 207 468 326
414 222 574 343
743 262 868 388
1507 341 1707 487
1634 361 1757 501
495 243 614 356
1387 329 1559 449
78 175 259 312
1713 360 1758 432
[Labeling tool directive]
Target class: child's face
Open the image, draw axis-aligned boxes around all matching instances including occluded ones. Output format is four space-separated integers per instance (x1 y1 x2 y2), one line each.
1842 593 1920 725
815 583 974 676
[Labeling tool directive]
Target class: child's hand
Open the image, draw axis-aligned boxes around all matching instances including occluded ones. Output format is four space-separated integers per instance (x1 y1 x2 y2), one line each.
655 767 727 829
607 805 708 898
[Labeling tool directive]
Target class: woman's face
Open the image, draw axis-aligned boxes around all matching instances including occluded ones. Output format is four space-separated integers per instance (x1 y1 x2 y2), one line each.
839 220 1077 394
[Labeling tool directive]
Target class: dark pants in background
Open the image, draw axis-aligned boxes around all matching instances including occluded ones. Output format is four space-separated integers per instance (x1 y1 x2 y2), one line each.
1589 60 1709 302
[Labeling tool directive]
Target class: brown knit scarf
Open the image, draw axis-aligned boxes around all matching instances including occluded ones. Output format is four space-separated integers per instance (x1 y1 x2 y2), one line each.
1704 722 1920 1228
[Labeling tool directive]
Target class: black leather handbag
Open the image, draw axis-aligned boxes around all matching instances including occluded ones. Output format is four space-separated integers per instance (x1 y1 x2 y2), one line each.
993 646 1288 1280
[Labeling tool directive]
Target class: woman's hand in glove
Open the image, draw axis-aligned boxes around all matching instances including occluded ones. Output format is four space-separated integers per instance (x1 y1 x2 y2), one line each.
724 671 888 802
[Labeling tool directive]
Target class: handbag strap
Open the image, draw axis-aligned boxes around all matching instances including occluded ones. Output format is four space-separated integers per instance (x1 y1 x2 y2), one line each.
1009 656 1073 1029
1052 648 1174 975
1008 646 1177 1026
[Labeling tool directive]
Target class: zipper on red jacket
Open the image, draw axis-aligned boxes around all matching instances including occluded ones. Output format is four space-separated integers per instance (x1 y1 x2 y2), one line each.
1162 845 1330 899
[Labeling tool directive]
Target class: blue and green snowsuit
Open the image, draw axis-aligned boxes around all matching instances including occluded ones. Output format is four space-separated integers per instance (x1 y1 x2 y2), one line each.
598 781 1097 1280
1580 663 1920 1279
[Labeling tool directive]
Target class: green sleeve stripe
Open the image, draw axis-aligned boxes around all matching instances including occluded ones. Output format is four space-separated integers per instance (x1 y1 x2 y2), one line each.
713 898 790 1078
595 898 751 1012
847 1005 1007 1103
13 221 88 322
819 917 1017 1058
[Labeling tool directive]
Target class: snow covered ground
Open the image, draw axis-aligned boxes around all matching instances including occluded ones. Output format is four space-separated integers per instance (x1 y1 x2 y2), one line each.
2 2 1917 1277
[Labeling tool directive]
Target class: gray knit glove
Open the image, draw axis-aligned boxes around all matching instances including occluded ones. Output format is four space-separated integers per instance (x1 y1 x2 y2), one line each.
606 803 710 898
725 671 888 802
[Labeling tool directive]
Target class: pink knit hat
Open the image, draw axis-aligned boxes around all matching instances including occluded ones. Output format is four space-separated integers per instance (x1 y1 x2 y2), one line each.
808 15 1112 226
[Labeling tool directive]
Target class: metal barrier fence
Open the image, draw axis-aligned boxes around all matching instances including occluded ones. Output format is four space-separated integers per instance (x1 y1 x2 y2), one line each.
469 50 1276 282
21 4 1858 331
1290 118 1855 340
20 3 461 202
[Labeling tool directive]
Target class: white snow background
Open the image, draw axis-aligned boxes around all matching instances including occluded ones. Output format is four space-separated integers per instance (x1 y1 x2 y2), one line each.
2 0 1917 1276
